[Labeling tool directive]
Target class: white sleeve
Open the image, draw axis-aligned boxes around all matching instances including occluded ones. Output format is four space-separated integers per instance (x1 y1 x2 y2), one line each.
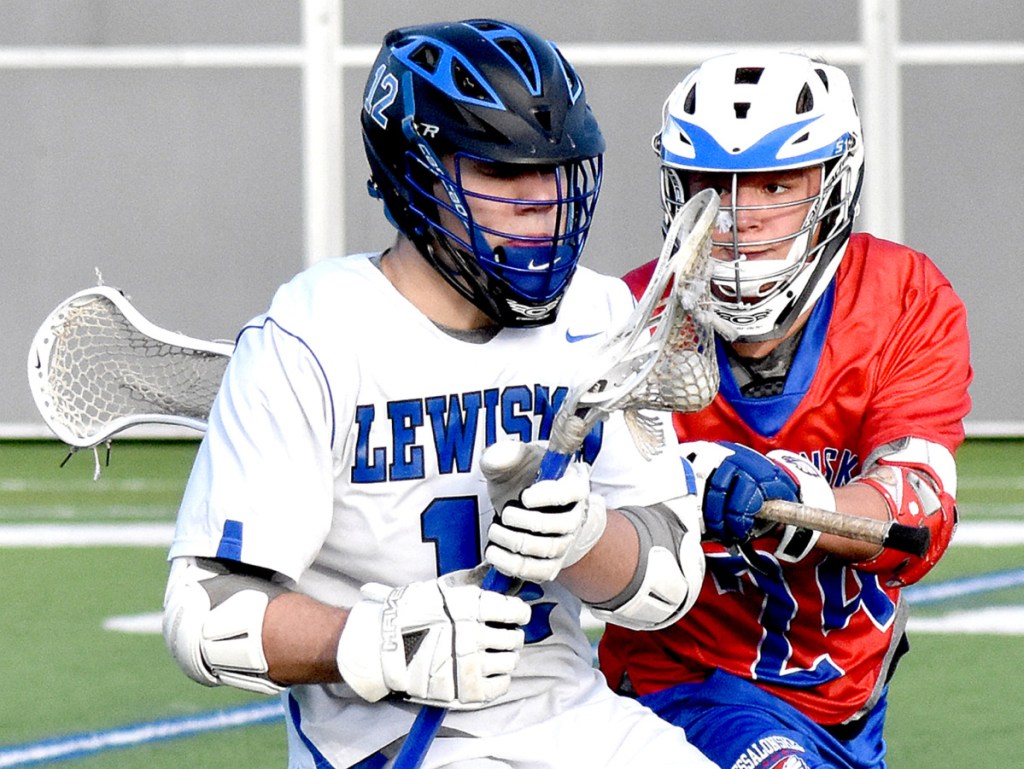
588 408 689 509
170 315 338 582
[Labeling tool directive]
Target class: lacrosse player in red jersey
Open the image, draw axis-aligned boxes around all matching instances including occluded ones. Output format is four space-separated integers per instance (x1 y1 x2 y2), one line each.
599 52 972 769
162 18 717 769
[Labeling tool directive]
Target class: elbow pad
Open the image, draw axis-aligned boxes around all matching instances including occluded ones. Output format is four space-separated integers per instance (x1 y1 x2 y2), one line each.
587 496 705 631
854 438 958 586
163 556 288 695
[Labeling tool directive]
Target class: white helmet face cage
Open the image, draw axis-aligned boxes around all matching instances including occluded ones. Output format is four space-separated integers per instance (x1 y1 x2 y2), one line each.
657 52 864 342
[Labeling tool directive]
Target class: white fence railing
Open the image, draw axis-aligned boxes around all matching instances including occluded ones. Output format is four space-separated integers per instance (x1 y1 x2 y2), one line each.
3 0 1023 263
3 0 1021 436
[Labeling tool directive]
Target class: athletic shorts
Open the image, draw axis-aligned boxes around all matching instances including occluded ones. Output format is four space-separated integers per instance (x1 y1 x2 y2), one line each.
639 670 888 769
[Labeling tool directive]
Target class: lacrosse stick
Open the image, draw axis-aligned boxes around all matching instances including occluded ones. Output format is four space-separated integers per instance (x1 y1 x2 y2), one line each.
25 284 928 557
27 285 233 458
393 189 725 768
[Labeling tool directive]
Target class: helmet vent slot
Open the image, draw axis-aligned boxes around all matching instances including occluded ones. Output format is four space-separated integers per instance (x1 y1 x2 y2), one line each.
815 68 830 90
532 107 552 131
409 43 441 74
734 102 751 119
683 84 697 114
496 38 537 86
734 67 764 84
451 59 491 102
554 49 580 96
795 83 814 114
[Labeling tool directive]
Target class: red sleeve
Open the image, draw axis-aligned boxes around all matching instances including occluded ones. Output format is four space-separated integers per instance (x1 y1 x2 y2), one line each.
858 255 972 458
622 259 659 301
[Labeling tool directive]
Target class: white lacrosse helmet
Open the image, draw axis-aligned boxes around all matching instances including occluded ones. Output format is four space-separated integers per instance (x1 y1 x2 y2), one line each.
656 51 864 341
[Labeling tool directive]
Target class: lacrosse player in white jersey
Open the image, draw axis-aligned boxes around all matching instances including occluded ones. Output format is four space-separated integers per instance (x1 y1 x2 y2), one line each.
162 18 718 769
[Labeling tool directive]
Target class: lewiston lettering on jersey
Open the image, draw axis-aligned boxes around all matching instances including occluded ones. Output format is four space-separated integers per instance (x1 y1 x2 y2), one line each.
351 386 601 483
600 233 972 726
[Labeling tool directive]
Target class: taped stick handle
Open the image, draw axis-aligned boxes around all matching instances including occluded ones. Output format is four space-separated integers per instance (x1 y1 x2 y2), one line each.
757 499 930 557
393 446 574 769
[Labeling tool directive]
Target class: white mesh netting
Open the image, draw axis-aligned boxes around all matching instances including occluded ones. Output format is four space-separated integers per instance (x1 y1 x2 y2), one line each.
30 292 229 446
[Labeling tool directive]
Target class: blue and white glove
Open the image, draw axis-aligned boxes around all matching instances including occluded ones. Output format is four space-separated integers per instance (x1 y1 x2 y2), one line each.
481 440 607 583
683 441 833 560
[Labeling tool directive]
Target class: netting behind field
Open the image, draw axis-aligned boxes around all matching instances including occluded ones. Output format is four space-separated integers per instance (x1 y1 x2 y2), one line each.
29 292 230 446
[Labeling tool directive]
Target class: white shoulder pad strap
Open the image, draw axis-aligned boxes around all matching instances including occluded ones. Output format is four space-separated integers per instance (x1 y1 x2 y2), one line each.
163 556 288 695
587 495 705 631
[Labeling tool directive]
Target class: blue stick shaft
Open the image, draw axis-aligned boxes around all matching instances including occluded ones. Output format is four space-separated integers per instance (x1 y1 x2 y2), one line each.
391 448 574 769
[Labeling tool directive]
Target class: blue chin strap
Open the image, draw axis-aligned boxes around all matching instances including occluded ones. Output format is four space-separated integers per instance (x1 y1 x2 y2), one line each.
471 230 579 304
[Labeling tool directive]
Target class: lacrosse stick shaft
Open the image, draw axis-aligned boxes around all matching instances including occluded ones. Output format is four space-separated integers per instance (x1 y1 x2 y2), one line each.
394 707 445 769
394 444 577 769
757 499 930 557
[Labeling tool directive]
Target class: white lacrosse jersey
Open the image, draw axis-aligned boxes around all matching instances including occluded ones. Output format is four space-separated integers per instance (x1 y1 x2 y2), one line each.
170 253 696 767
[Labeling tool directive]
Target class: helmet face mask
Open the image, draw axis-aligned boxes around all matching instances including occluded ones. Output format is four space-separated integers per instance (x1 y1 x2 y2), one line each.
656 52 864 342
411 149 603 322
362 19 605 327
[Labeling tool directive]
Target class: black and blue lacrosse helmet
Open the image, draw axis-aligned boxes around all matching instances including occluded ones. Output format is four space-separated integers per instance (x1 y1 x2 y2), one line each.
361 19 605 327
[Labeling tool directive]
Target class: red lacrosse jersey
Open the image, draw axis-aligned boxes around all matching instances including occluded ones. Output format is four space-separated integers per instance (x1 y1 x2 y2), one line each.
599 233 972 725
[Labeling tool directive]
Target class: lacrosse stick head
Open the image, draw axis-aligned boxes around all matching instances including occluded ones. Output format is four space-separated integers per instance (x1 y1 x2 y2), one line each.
27 286 233 448
547 188 721 457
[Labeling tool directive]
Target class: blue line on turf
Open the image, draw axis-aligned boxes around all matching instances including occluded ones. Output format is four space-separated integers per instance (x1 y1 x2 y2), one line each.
0 701 284 768
903 568 1024 606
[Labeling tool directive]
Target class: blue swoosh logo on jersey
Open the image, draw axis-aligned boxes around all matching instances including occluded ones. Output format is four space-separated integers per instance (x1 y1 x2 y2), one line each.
566 330 601 343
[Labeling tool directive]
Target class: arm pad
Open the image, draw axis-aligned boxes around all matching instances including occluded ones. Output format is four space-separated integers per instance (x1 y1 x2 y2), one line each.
853 438 958 586
587 495 705 630
163 556 289 695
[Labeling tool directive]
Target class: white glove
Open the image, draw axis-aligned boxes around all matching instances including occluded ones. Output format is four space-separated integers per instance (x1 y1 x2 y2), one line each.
336 566 531 709
481 440 607 583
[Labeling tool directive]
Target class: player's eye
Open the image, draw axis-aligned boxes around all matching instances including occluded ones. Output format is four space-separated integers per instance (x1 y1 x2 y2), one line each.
688 178 729 197
476 162 522 179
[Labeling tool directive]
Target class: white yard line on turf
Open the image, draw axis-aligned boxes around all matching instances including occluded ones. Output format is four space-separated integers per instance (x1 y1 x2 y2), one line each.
0 522 174 546
950 520 1024 545
2 520 1022 548
907 606 1024 634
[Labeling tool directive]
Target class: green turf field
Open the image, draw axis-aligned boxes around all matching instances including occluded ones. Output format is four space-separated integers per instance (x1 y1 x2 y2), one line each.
1 438 1021 767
